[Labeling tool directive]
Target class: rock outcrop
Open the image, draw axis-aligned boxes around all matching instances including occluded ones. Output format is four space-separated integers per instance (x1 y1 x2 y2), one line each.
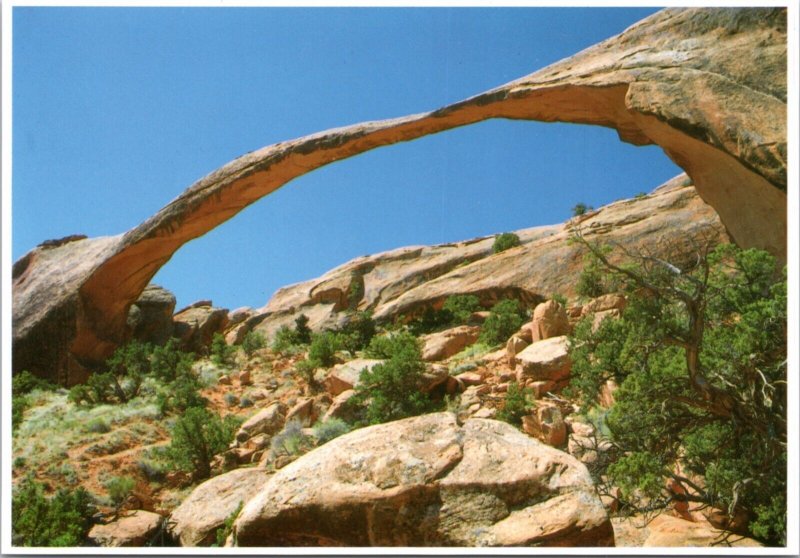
87 510 164 547
233 412 614 546
13 8 785 383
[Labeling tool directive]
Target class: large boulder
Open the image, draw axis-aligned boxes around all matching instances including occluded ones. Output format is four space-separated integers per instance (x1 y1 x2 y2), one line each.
87 510 163 547
172 303 229 353
529 300 570 342
235 402 287 444
420 325 481 362
126 284 176 345
169 467 271 546
515 336 572 383
324 359 383 396
233 412 613 547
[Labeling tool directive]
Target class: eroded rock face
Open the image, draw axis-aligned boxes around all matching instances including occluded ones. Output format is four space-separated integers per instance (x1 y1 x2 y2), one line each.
12 8 785 383
233 412 613 547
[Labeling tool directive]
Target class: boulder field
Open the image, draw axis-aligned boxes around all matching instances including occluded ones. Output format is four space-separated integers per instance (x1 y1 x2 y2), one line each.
12 7 785 385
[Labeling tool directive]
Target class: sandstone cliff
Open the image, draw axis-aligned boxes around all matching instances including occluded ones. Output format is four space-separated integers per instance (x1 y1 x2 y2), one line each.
12 8 785 384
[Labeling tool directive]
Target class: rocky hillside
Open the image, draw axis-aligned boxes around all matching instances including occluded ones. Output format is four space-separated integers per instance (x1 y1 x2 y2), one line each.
12 7 786 385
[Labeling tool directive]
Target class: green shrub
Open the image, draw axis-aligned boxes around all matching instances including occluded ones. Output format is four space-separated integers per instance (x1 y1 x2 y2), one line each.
223 392 239 407
492 232 521 254
294 314 312 344
166 407 241 480
12 475 96 547
239 396 253 408
13 370 56 395
478 299 527 345
86 418 111 434
572 202 592 216
210 333 236 367
351 333 432 425
496 382 534 426
155 369 207 416
150 339 195 382
312 418 352 445
214 502 243 547
308 331 341 367
364 330 419 360
552 293 568 307
271 325 306 354
408 306 451 335
104 476 136 511
294 359 318 391
12 395 29 431
336 311 377 353
240 330 266 357
270 420 312 458
442 294 481 325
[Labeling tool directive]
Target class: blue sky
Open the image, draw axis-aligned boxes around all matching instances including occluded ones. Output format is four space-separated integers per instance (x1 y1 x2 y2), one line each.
12 6 684 311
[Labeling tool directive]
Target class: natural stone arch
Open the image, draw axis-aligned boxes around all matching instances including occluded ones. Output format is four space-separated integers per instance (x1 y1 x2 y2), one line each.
12 7 786 384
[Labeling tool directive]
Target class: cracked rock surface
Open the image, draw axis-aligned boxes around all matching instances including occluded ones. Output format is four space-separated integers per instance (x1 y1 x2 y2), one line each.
232 412 614 546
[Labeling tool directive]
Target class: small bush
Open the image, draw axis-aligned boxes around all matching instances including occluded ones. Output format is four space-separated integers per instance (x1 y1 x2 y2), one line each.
86 418 111 434
105 476 136 511
270 420 312 458
239 397 254 409
214 502 243 547
408 306 451 335
150 339 195 383
572 202 592 216
364 330 419 360
13 370 56 395
442 294 481 325
210 333 236 367
294 314 312 345
576 257 607 299
166 407 241 479
295 359 318 391
478 299 528 345
271 325 306 354
308 332 341 367
12 475 96 547
312 418 352 445
492 232 521 254
156 372 207 416
552 293 568 307
496 382 534 426
223 392 239 407
240 331 266 357
351 333 432 425
336 311 377 353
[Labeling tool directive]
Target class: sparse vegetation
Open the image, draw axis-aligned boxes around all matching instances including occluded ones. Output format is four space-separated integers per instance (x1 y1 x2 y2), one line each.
210 333 236 367
240 330 266 357
308 331 341 367
442 294 481 324
214 502 243 547
105 475 136 512
492 232 521 253
572 202 592 216
270 420 313 458
312 418 352 445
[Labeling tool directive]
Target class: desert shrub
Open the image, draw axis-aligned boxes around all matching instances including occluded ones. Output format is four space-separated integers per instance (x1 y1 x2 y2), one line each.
308 331 341 367
336 311 377 353
492 232 521 254
223 392 239 407
294 359 318 391
312 418 352 445
271 323 309 355
240 330 266 357
407 306 451 335
166 407 241 480
568 237 787 545
156 371 207 416
210 333 236 367
136 449 171 483
238 397 253 409
12 475 96 547
364 330 419 360
552 293 568 307
496 382 534 426
68 341 157 406
478 299 527 345
442 294 482 325
572 202 592 216
105 476 136 511
294 314 312 344
150 339 195 383
351 333 432 425
13 370 56 395
270 420 312 458
86 418 111 434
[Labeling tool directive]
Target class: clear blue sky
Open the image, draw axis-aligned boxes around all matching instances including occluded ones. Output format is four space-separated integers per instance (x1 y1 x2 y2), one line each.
12 6 682 311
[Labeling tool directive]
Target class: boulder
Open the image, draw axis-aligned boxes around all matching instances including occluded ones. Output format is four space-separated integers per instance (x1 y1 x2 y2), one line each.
169 467 271 546
233 413 613 546
420 363 450 393
321 389 357 422
126 284 176 345
420 325 481 362
505 335 530 361
581 294 626 317
88 510 163 547
515 336 572 383
643 514 761 547
592 309 621 332
324 359 383 396
173 304 229 353
529 300 570 342
285 397 315 427
235 402 286 443
521 403 567 447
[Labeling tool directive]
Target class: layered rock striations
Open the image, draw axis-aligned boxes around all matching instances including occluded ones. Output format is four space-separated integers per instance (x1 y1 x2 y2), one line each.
12 8 785 383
